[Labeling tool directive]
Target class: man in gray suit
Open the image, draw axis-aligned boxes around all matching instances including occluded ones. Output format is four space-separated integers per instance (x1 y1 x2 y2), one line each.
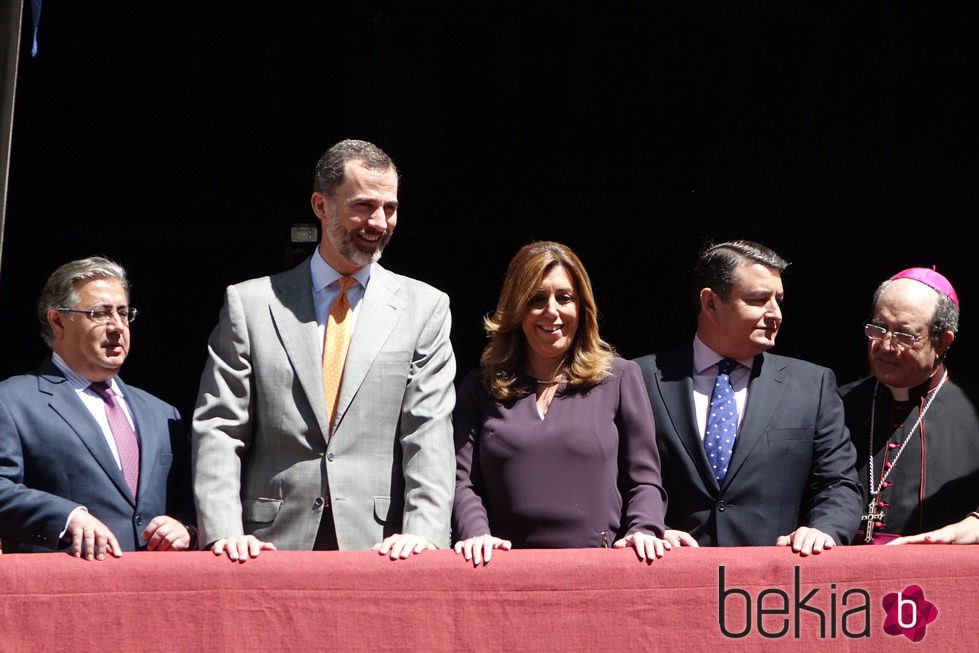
192 139 456 561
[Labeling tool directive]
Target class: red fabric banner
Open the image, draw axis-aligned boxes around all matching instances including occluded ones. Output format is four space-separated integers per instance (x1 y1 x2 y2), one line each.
0 547 973 650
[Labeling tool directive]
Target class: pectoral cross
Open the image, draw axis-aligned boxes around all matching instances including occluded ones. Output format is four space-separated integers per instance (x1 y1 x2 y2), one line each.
862 494 886 544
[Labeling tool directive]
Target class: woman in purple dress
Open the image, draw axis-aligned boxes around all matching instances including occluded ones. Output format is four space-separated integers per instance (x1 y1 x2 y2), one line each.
452 241 669 565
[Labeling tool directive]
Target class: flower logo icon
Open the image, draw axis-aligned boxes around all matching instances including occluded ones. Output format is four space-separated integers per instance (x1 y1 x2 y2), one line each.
881 585 938 642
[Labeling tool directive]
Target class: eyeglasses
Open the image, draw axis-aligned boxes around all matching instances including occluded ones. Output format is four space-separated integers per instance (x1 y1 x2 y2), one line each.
57 306 138 325
863 323 920 349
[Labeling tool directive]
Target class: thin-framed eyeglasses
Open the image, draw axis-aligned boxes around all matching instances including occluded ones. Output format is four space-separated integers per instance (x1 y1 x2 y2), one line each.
57 306 138 325
863 323 919 349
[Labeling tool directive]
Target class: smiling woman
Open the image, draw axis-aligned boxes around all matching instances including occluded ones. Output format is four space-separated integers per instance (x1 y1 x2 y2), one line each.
451 241 669 566
520 265 579 393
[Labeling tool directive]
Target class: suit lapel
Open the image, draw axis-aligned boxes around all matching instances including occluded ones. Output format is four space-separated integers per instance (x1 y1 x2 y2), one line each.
724 352 787 485
37 363 135 505
657 347 721 491
268 261 333 440
333 264 403 434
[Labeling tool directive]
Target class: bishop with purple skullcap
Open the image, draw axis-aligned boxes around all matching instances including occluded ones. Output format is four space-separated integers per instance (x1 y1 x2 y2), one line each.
890 266 959 310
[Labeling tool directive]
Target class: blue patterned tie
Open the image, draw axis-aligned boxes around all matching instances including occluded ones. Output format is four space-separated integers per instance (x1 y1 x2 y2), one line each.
705 358 739 483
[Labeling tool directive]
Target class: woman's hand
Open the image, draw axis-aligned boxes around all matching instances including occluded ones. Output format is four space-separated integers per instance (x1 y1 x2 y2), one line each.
453 534 512 566
613 532 672 563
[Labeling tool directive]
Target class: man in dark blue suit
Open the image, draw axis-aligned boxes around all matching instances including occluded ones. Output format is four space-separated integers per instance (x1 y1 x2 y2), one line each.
635 240 862 555
0 257 194 560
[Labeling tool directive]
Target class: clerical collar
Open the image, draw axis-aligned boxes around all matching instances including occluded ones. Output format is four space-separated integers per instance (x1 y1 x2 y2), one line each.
882 364 947 403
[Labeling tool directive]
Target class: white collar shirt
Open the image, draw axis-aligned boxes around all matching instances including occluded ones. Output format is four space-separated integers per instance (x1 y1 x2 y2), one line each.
691 335 753 441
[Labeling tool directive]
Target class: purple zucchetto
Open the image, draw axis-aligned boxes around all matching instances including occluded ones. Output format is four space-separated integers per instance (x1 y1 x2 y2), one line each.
890 266 960 310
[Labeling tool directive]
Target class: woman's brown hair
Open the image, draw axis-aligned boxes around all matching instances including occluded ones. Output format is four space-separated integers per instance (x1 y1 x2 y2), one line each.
480 241 615 400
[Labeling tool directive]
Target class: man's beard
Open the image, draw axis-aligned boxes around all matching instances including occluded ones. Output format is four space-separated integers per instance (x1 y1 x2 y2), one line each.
326 217 393 268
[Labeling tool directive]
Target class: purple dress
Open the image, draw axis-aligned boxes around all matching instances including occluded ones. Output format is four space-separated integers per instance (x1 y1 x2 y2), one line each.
452 357 666 548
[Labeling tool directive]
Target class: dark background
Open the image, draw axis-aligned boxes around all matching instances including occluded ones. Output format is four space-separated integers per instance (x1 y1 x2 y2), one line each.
3 4 978 419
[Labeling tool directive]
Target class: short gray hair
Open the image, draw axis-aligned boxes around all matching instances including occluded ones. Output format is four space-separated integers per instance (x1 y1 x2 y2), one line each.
37 256 130 348
312 139 397 197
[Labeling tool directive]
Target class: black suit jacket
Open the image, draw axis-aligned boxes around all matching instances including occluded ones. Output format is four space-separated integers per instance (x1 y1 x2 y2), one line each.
0 359 192 552
635 346 862 546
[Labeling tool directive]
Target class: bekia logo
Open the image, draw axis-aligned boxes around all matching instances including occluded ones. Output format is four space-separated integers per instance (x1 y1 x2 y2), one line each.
882 585 938 642
718 567 939 641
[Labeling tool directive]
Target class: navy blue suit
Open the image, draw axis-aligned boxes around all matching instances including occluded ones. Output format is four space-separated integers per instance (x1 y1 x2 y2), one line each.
0 359 191 552
635 346 862 546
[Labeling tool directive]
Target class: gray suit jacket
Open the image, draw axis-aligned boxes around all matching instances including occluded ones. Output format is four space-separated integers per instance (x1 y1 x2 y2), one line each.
635 346 862 546
192 259 456 550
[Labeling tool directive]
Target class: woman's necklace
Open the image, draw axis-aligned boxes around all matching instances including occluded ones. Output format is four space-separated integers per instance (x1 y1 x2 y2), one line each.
533 375 567 386
535 382 559 414
861 369 948 543
531 369 566 418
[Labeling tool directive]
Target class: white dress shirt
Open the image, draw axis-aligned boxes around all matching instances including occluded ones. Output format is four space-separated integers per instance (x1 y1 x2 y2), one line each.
50 352 139 533
691 335 752 441
51 352 137 469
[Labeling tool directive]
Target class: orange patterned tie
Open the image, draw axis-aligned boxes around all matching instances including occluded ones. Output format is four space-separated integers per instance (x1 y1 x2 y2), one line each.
323 277 356 432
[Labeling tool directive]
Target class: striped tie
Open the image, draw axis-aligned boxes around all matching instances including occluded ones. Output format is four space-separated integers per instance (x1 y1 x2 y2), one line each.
90 382 140 497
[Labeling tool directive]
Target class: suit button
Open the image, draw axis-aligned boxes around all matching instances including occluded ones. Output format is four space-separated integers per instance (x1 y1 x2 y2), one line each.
326 452 335 461
717 501 727 511
313 497 324 509
135 515 143 525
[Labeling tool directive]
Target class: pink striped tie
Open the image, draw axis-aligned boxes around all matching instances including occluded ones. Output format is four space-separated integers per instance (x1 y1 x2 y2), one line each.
90 382 140 497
